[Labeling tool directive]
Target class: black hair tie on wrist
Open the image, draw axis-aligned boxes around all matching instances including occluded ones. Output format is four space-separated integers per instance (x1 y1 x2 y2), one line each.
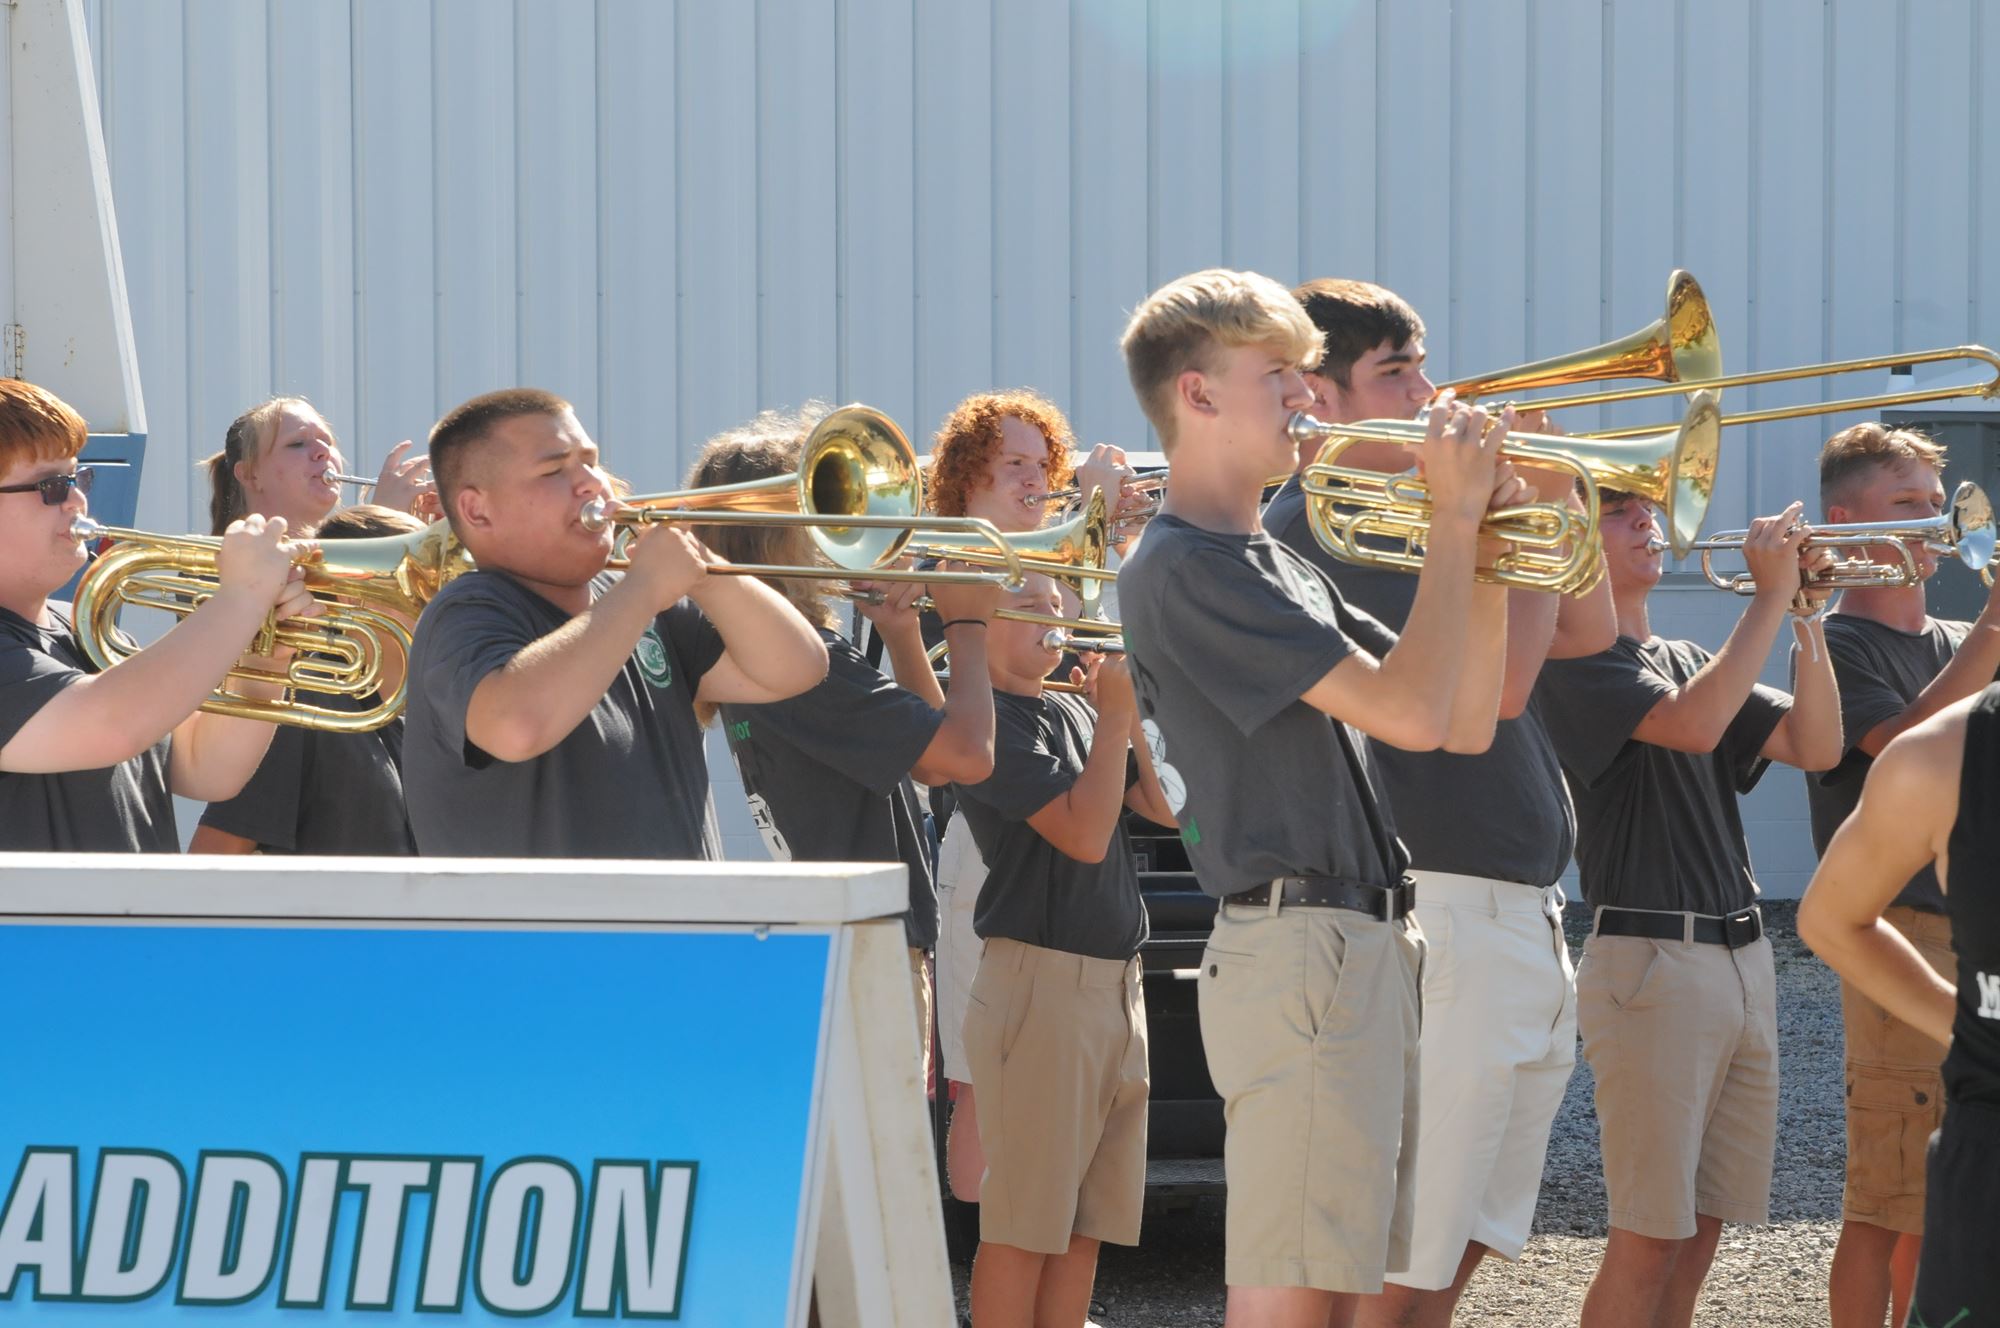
940 619 987 631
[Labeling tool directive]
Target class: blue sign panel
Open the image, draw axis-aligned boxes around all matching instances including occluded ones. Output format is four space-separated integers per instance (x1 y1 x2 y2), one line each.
0 924 833 1324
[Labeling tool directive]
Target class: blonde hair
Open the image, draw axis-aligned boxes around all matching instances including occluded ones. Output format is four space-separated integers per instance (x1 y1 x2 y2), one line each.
1819 421 1948 512
683 403 839 631
1119 268 1323 448
201 396 322 534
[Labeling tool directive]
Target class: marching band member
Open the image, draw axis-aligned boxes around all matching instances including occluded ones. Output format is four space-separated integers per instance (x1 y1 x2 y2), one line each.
400 388 826 858
1534 495 1841 1328
1798 683 2000 1325
688 405 1000 1076
204 396 433 535
189 505 425 857
1117 269 1516 1328
1802 422 2000 1328
0 379 319 850
926 389 1137 1205
1277 278 1613 1328
956 572 1172 1328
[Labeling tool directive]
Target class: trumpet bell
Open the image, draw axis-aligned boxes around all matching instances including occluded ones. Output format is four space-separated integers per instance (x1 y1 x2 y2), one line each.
1951 482 1997 571
1444 270 1722 404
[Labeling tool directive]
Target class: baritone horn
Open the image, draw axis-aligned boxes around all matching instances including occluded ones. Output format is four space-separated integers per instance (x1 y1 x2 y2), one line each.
69 518 473 732
582 404 1025 590
1294 391 1725 592
1672 481 1997 594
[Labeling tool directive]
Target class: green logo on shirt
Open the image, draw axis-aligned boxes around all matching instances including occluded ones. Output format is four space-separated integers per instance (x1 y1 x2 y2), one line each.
1181 818 1202 847
636 627 672 690
726 719 751 743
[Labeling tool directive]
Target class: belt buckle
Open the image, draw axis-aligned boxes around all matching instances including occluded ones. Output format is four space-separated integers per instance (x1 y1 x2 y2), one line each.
1383 878 1414 923
1724 909 1759 949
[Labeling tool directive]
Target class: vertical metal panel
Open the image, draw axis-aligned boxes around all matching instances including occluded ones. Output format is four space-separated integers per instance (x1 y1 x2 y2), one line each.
836 0 917 430
181 1 270 500
912 0 995 442
515 1 601 434
1147 0 1223 287
1219 0 1300 282
1373 0 1450 364
1297 0 1376 286
755 0 839 420
1899 0 1974 350
1979 4 2000 341
433 0 518 427
1826 1 1900 365
993 0 1073 402
1524 0 1604 433
1448 0 1529 376
95 0 189 532
1069 0 1150 448
268 0 356 452
1599 0 1679 445
350 0 436 460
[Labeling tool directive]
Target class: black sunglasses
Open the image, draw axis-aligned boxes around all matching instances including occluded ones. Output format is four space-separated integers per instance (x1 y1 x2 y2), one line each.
0 465 95 505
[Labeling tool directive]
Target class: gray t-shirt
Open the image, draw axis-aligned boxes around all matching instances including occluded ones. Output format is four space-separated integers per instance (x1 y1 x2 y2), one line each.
721 629 942 949
198 694 415 855
1536 636 1790 914
0 604 178 852
1804 613 1976 914
954 689 1148 961
1118 513 1408 900
403 570 725 858
1264 474 1578 886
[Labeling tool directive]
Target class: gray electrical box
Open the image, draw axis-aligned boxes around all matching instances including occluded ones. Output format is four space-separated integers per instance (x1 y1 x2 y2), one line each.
1882 406 2000 623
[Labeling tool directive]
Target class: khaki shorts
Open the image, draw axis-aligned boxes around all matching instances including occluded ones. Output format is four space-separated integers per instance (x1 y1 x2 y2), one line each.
1198 898 1424 1294
934 813 987 1084
963 937 1149 1254
1577 928 1779 1240
1398 872 1576 1288
1842 905 1953 1235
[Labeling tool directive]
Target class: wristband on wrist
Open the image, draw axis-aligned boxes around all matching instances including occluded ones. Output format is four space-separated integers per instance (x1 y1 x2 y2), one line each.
940 619 987 631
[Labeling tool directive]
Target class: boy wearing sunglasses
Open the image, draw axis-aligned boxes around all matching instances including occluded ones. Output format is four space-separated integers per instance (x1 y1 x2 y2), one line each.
0 379 321 850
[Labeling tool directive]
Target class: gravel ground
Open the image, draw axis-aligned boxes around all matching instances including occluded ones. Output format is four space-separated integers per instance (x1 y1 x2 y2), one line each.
952 901 1852 1326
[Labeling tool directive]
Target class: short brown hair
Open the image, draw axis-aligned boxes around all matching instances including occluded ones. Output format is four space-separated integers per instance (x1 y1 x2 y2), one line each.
316 503 427 541
1119 269 1323 448
0 379 89 479
928 390 1076 517
1819 422 1947 512
201 396 321 534
428 388 573 519
1290 278 1427 388
684 404 839 630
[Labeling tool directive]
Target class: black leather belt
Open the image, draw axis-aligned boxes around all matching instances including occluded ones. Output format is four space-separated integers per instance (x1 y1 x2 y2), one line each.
1595 905 1764 949
1230 875 1416 922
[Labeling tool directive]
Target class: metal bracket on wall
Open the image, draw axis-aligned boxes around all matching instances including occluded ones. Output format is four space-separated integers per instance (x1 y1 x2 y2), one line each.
2 326 21 377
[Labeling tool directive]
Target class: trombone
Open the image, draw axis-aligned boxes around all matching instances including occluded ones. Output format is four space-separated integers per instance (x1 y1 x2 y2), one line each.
901 489 1116 611
1293 390 1724 593
849 588 1122 642
1666 481 1997 595
580 404 1026 591
1445 268 2000 439
68 517 473 733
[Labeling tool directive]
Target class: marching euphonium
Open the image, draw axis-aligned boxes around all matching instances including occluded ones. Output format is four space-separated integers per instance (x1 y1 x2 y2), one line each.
1293 391 1724 593
68 518 473 733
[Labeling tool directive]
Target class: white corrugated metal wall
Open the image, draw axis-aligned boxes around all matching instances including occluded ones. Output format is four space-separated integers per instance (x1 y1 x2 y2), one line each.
76 0 2000 883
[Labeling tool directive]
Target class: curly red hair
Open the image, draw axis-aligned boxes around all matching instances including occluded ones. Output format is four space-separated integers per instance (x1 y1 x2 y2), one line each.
926 389 1076 517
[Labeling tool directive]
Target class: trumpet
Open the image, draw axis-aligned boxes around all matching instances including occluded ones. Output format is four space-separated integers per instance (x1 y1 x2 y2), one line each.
1293 391 1724 592
1661 481 1998 594
579 404 1026 591
69 517 473 732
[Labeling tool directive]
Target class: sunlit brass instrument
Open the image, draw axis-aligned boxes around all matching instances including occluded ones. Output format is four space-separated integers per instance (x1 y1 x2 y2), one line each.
1293 391 1724 592
1028 471 1166 535
850 588 1122 642
69 517 472 732
581 404 1025 590
1665 481 1997 595
1444 269 1724 408
903 490 1115 610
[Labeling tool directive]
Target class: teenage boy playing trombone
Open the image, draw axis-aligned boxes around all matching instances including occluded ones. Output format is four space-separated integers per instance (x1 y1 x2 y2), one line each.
1116 268 1519 1328
402 388 826 858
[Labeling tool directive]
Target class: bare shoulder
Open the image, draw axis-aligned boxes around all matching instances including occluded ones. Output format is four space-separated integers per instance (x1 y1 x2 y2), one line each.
1868 697 1975 804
